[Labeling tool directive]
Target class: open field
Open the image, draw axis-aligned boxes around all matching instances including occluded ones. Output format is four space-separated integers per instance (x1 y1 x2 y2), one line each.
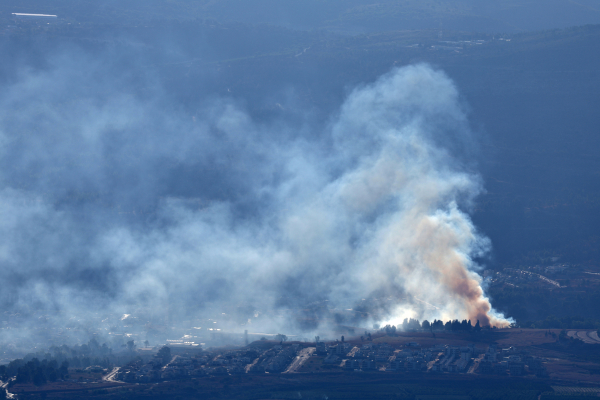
545 359 600 384
567 331 600 344
10 372 553 400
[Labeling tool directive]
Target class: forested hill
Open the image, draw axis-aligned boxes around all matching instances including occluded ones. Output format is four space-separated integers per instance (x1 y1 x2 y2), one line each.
3 0 600 33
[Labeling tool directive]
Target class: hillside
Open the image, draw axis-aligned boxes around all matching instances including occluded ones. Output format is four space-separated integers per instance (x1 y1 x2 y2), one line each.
3 0 600 33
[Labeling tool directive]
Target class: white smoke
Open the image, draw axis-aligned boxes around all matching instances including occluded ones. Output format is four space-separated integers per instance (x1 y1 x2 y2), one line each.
0 61 509 352
96 64 508 327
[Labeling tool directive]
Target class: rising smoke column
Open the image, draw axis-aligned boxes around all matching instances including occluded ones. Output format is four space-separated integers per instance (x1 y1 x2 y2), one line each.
100 63 508 328
0 59 509 350
291 64 509 327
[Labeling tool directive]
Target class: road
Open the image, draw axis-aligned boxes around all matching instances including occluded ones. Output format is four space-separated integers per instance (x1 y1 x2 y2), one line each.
468 355 484 374
283 347 315 373
567 330 600 344
103 367 121 382
1 379 16 399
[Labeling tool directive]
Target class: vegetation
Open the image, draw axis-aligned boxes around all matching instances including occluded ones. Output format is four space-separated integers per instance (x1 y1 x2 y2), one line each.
381 318 483 334
157 346 171 364
2 0 600 33
44 374 551 399
0 358 68 386
0 338 141 386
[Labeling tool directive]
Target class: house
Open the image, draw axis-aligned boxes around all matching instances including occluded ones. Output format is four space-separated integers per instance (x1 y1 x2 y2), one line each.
345 359 360 370
478 361 492 374
388 358 404 371
509 362 525 376
361 359 377 370
316 342 327 354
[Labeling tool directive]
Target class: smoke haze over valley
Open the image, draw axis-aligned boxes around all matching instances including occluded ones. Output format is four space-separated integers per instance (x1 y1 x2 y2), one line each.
1 1 600 365
0 41 509 350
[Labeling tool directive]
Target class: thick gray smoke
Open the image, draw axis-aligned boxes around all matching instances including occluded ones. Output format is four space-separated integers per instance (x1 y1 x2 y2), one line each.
0 56 508 353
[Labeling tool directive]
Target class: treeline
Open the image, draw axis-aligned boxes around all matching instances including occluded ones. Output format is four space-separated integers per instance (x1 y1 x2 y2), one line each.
0 338 140 386
46 337 113 368
380 318 483 335
0 358 68 386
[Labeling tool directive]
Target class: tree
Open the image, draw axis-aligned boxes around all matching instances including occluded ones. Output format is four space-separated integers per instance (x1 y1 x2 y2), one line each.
407 318 420 331
157 346 171 364
275 334 287 342
59 361 69 378
451 320 461 331
432 320 444 331
46 368 57 382
474 320 481 332
461 319 471 331
32 369 46 386
422 320 431 330
559 329 569 341
126 340 136 352
383 325 397 336
402 319 409 331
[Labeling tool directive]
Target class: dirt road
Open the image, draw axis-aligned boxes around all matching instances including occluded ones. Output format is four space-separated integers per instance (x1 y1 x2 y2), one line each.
283 347 315 373
567 330 600 344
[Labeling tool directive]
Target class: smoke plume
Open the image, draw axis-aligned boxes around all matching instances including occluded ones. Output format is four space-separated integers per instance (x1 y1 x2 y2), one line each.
0 49 508 353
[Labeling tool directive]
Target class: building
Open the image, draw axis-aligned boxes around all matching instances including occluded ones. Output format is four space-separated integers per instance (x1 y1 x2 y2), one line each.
509 362 525 376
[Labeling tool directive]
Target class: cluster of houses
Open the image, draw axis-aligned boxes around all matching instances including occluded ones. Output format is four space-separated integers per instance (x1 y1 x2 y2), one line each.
113 340 547 382
428 344 474 372
117 351 211 382
314 340 547 378
206 349 258 375
248 344 300 373
344 342 394 370
116 344 303 382
478 344 547 377
486 268 561 288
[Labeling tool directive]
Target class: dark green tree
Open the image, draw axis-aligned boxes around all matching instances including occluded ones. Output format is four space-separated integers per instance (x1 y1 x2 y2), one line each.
157 346 171 364
59 360 68 378
32 369 46 386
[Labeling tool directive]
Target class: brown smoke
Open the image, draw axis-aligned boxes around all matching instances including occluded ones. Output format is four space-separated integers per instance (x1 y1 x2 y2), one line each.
420 217 505 327
330 64 512 328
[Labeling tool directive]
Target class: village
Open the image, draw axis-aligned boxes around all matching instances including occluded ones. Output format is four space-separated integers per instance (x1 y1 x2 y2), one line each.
7 328 599 399
114 337 548 383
